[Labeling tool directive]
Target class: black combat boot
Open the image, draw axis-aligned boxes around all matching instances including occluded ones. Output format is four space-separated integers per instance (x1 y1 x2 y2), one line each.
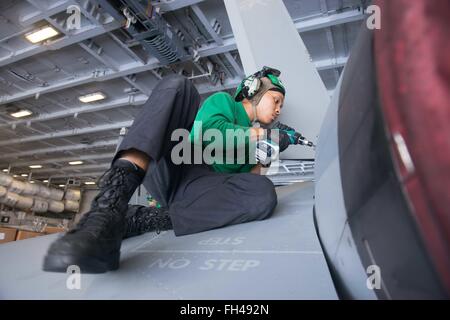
42 159 146 273
123 205 173 239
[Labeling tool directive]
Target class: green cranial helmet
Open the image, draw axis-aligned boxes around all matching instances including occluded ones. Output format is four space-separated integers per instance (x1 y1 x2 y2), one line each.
234 66 286 102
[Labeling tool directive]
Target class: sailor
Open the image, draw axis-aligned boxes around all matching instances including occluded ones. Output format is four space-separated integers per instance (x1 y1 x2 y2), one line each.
43 66 301 273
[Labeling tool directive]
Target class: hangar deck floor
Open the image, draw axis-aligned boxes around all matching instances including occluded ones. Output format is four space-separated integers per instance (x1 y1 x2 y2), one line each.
0 182 337 299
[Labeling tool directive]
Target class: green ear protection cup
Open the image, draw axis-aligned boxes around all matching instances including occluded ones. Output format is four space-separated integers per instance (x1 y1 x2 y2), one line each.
266 74 285 94
234 66 285 102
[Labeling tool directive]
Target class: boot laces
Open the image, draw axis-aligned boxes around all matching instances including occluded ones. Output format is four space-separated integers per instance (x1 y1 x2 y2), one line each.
69 166 128 236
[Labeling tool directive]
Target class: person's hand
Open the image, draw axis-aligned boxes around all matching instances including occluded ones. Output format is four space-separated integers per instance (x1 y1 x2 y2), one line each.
255 139 279 167
266 128 291 152
254 128 291 168
273 122 301 145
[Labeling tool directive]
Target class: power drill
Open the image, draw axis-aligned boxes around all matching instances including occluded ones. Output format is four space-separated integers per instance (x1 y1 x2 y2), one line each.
255 122 316 167
272 121 316 148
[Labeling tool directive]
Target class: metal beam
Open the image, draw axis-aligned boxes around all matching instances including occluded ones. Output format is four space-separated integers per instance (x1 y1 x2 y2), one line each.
197 37 237 58
315 57 347 71
0 47 344 106
0 77 242 147
0 74 242 131
191 4 223 45
223 52 244 78
20 0 72 26
210 55 233 79
29 163 110 174
320 0 341 84
0 74 243 141
0 139 118 160
107 32 147 65
78 39 152 95
153 0 206 12
0 95 148 129
0 121 132 147
2 0 202 68
44 171 106 179
293 9 364 32
123 76 152 96
0 10 362 106
74 0 106 26
78 41 121 71
0 22 121 68
10 153 114 168
0 44 191 104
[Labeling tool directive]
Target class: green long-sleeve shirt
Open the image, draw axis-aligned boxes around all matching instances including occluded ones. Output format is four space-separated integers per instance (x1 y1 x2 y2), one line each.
189 92 256 173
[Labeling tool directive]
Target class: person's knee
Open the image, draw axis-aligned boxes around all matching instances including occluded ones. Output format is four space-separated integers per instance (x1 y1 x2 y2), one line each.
243 173 275 194
237 174 277 221
256 176 277 219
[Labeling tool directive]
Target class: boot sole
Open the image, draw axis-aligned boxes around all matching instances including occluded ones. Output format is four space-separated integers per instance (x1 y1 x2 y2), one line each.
42 251 120 274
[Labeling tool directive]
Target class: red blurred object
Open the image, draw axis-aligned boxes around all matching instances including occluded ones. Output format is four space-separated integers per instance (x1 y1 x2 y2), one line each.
375 0 450 294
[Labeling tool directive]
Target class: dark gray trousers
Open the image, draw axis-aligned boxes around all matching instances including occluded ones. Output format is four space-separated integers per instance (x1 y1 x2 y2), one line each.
115 74 277 236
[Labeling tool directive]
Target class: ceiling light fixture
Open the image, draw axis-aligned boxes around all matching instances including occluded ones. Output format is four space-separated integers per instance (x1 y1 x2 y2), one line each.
10 110 33 118
69 161 84 165
25 26 59 43
78 92 106 103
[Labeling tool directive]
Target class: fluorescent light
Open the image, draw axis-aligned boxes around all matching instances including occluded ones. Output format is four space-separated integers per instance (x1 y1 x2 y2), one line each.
69 161 84 165
25 26 59 43
84 181 96 185
10 110 33 118
78 92 106 103
29 165 42 169
21 174 28 177
30 181 35 184
43 180 48 183
59 184 65 187
2 169 8 172
13 175 18 178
